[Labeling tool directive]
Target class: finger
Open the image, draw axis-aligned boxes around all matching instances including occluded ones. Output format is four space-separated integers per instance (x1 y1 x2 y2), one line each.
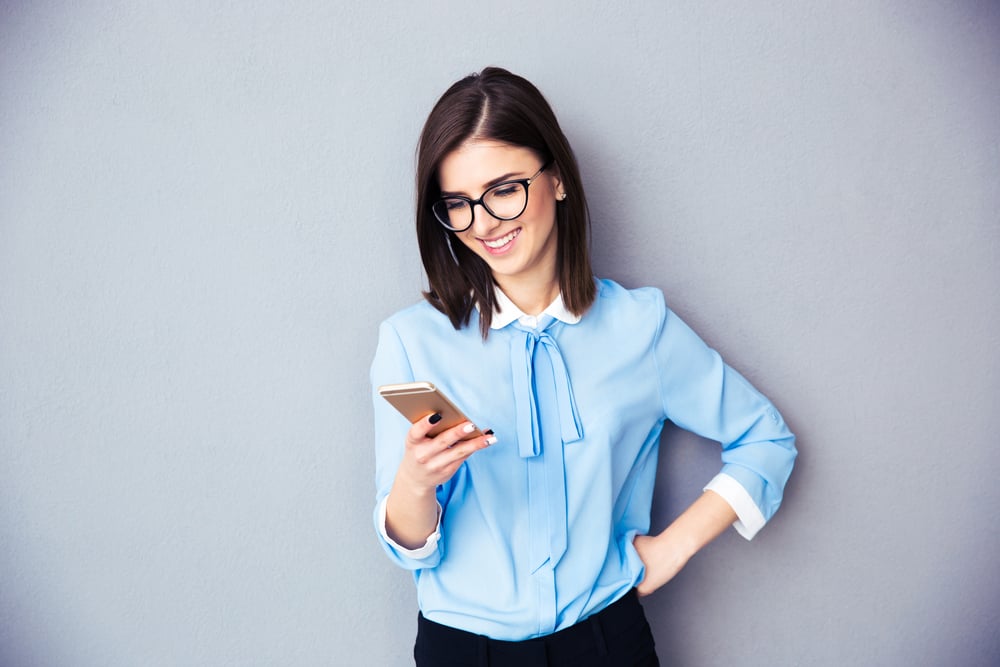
419 430 496 469
414 421 479 463
444 431 497 463
405 412 444 445
428 420 481 450
430 433 494 474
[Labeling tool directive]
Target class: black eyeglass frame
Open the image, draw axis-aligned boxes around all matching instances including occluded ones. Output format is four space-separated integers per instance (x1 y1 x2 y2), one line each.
432 161 551 232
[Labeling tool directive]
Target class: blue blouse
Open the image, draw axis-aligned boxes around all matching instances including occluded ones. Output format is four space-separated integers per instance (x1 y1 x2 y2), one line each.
371 278 796 641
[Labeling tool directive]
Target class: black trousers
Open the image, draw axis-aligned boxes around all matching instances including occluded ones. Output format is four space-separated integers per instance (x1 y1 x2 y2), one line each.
413 589 660 667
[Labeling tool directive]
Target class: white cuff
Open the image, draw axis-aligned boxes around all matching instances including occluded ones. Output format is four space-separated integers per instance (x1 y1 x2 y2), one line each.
377 495 442 559
704 473 767 540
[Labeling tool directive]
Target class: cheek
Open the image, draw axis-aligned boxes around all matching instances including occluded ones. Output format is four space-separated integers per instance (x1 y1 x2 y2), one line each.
526 181 557 220
455 230 481 253
527 197 558 230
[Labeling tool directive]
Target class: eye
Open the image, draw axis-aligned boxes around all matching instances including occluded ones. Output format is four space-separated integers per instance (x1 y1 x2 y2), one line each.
490 184 521 198
443 198 467 211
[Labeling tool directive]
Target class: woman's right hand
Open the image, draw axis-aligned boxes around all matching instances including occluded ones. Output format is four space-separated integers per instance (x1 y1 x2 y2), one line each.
395 413 496 493
385 414 495 549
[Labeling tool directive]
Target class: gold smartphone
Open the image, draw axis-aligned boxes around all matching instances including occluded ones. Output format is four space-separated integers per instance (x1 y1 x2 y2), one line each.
378 381 483 439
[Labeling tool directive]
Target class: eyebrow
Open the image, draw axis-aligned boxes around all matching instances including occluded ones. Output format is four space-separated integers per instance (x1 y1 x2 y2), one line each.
439 171 524 198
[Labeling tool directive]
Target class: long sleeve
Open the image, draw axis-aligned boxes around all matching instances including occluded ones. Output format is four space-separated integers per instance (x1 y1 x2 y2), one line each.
370 319 444 569
651 295 797 539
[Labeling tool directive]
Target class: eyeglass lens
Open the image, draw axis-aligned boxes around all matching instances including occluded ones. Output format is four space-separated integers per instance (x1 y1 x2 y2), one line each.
433 181 528 231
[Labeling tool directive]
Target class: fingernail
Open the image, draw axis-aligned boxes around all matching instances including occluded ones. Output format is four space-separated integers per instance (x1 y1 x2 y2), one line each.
484 429 494 435
485 436 498 446
462 423 476 434
429 413 442 425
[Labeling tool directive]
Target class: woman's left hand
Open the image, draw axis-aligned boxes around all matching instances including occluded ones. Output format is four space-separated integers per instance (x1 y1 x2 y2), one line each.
633 533 691 597
632 490 739 597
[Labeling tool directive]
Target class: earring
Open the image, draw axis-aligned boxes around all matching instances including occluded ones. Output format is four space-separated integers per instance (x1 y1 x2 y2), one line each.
557 192 568 201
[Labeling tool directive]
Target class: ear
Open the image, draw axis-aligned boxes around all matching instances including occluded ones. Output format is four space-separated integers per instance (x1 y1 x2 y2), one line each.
549 165 566 200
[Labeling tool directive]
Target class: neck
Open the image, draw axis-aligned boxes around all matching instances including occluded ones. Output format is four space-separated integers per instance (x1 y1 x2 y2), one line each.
495 274 560 317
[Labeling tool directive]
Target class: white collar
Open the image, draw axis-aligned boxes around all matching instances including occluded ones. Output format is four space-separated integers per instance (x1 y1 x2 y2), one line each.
490 286 582 330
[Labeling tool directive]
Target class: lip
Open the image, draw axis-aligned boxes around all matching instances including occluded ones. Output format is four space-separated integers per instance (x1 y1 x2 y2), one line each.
478 227 521 256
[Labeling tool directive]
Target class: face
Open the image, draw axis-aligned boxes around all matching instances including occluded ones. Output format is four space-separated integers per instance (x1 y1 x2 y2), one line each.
437 140 563 292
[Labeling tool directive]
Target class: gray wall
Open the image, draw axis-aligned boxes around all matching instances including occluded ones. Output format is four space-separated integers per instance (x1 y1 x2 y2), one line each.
1 2 997 665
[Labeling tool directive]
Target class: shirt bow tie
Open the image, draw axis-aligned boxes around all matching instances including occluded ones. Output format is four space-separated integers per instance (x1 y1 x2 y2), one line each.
509 315 583 572
510 316 584 457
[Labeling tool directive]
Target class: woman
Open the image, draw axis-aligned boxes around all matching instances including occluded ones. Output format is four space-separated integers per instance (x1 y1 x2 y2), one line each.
371 67 796 666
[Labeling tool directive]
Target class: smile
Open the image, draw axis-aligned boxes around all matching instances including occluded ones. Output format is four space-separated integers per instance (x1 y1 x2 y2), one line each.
480 228 521 253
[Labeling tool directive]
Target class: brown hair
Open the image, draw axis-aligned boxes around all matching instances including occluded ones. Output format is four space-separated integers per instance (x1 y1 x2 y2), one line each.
415 67 596 339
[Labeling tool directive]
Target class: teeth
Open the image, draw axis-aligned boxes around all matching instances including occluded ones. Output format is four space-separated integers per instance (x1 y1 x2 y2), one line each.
483 229 519 249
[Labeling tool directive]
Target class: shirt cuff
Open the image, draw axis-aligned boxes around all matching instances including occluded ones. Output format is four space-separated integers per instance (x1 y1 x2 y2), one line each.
377 494 443 559
704 473 767 541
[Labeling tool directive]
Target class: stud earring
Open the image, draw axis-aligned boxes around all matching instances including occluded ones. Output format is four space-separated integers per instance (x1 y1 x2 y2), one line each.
557 192 568 201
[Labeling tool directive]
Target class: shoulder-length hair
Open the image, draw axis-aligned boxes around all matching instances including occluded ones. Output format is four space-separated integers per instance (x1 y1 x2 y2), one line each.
415 67 596 339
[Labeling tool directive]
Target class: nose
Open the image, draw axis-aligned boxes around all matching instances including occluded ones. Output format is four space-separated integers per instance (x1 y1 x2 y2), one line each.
469 202 502 236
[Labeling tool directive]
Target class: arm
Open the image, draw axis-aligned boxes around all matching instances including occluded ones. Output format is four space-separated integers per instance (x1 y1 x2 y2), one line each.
635 294 797 593
370 321 445 567
385 414 495 549
652 297 797 538
633 490 737 596
371 320 497 564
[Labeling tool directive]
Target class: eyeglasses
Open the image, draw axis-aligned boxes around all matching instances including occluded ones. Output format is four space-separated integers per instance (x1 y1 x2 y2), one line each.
432 162 550 232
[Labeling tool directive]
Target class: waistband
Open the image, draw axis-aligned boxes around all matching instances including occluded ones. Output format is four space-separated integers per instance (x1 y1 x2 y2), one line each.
415 589 649 666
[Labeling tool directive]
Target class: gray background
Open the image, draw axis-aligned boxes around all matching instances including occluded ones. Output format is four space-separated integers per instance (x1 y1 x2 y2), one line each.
2 1 998 666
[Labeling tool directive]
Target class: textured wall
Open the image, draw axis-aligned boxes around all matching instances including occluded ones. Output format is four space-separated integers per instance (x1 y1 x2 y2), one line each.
1 2 998 665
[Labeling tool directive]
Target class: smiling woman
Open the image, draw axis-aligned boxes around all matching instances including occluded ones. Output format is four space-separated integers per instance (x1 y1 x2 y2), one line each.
370 67 797 667
437 142 561 313
413 69 596 340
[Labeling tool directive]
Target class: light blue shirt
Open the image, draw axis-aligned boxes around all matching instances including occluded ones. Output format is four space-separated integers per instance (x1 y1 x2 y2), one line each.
371 278 796 641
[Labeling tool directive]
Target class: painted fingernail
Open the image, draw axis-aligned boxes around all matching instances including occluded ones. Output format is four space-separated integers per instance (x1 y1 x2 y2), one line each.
429 413 442 425
485 436 498 446
462 423 476 434
484 429 494 435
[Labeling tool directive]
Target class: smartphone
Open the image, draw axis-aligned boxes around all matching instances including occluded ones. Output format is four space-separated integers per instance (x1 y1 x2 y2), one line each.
378 381 482 439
